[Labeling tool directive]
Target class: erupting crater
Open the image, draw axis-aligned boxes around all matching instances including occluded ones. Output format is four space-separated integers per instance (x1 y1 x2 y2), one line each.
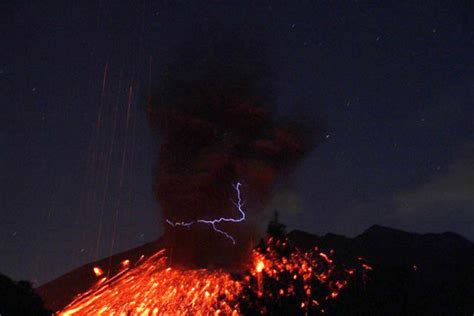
58 238 369 315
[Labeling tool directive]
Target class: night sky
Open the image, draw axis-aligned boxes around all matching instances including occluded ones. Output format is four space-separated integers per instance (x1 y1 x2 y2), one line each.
2 1 473 285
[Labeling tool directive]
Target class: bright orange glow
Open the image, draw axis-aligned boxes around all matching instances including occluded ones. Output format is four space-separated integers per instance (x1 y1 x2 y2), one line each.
92 267 103 277
60 240 368 315
61 250 240 315
319 252 333 264
362 263 373 271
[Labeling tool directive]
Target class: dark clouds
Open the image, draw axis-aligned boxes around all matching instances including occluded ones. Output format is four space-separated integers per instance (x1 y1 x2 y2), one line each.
2 1 474 284
147 44 321 267
394 144 474 238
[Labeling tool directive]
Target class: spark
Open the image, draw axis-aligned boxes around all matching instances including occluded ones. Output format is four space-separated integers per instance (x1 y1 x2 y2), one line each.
59 239 365 315
166 182 246 244
92 267 104 277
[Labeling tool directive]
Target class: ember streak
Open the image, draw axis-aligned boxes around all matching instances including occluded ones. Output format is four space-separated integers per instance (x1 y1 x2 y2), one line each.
57 43 339 315
58 239 369 315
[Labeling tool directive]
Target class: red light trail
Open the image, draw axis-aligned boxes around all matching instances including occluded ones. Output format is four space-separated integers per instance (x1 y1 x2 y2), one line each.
58 238 368 315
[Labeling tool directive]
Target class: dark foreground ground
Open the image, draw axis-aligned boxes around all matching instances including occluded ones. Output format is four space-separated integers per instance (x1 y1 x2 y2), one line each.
1 225 473 315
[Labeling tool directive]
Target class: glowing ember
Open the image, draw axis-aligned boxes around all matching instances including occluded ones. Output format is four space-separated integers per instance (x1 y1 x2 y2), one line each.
92 267 104 277
60 250 241 315
59 239 368 315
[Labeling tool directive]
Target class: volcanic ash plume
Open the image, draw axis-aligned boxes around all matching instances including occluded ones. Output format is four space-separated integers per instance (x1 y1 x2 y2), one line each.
148 53 321 268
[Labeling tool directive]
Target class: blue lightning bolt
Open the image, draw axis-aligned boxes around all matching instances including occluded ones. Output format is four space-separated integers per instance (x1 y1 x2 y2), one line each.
165 182 246 244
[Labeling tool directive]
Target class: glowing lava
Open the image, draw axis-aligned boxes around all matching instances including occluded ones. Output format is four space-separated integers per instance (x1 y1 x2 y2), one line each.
92 267 104 277
60 250 241 315
58 239 369 315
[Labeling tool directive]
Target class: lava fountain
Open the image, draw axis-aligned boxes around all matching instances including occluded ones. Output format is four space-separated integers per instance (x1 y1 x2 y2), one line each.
59 238 368 315
147 50 321 268
58 42 347 315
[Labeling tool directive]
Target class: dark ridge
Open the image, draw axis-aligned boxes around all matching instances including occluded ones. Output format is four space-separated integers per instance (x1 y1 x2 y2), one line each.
288 226 474 315
358 224 414 236
359 224 471 245
37 226 474 314
37 238 164 312
0 274 51 315
354 225 474 266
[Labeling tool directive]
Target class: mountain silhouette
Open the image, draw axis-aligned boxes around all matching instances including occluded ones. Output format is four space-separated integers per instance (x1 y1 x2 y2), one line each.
0 274 51 315
37 225 474 315
37 238 164 313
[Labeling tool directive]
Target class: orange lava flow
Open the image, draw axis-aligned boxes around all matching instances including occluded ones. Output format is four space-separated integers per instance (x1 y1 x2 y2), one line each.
59 250 241 315
59 239 367 315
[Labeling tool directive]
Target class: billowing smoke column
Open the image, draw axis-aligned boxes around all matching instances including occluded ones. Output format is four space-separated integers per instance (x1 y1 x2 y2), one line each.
148 45 322 268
